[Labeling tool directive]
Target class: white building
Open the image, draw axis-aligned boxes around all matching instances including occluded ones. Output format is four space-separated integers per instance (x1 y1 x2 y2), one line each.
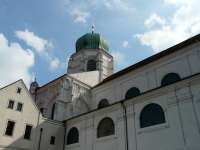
0 80 64 150
1 31 200 150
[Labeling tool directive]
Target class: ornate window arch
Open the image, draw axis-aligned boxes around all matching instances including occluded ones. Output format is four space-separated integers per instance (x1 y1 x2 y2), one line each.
140 103 166 128
125 87 140 99
97 117 115 138
67 127 79 145
161 73 181 86
98 99 109 109
87 59 96 71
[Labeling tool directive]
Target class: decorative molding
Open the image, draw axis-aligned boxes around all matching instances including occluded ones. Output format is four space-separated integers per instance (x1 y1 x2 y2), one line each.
95 134 117 143
137 123 169 135
65 143 80 149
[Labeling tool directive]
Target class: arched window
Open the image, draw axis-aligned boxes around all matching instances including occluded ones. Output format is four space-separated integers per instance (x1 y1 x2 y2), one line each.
98 99 109 109
97 117 115 138
125 87 140 99
161 73 181 86
67 127 79 145
51 103 55 120
140 103 166 128
87 60 96 71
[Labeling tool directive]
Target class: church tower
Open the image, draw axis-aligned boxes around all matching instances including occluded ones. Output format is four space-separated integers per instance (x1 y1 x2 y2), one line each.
67 29 113 86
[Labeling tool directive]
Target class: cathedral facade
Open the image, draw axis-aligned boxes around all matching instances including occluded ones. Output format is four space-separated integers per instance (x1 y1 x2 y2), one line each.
0 32 200 150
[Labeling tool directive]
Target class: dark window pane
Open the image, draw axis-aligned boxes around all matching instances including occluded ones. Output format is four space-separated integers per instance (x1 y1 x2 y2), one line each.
98 99 109 109
87 60 96 71
67 127 79 145
17 87 21 94
8 100 14 109
16 103 23 112
51 103 55 120
125 87 140 99
161 73 181 86
50 136 55 145
40 108 44 114
140 103 166 128
24 125 32 140
97 117 115 138
5 121 15 136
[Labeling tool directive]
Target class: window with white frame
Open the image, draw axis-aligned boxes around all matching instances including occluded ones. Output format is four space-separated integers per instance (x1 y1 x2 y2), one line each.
97 117 115 138
140 103 166 128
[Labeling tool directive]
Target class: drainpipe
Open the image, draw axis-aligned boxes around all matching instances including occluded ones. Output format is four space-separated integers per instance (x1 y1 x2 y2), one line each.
35 110 41 150
37 128 43 150
63 121 67 150
35 88 41 150
121 102 129 150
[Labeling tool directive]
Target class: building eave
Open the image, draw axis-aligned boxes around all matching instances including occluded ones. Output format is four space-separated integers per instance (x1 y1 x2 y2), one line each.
64 72 200 123
94 33 200 88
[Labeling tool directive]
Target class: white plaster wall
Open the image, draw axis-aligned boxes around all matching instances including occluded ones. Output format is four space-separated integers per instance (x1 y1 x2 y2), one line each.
69 71 100 86
65 75 200 150
0 80 65 150
0 80 40 150
37 118 65 150
127 77 200 150
93 43 200 109
65 105 126 150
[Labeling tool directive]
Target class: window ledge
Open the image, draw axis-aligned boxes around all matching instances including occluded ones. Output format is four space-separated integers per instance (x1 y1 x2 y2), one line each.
66 143 80 148
137 123 169 134
3 134 13 138
23 138 32 141
95 134 117 142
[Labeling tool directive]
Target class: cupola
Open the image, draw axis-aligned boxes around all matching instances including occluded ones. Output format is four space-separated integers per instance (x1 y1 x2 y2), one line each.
75 32 109 52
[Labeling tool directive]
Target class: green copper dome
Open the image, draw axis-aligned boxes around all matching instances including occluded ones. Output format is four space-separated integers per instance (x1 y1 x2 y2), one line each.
76 32 109 52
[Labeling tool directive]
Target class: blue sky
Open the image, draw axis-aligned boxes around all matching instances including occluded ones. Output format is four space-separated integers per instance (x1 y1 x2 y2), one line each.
0 0 200 87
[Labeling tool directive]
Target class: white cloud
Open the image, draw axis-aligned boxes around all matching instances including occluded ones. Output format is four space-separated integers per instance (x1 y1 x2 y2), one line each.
15 29 52 54
101 0 134 12
144 14 166 28
49 57 60 70
122 40 129 48
164 0 189 5
16 29 62 70
136 0 200 53
111 51 126 66
0 33 34 87
66 0 135 24
70 8 90 24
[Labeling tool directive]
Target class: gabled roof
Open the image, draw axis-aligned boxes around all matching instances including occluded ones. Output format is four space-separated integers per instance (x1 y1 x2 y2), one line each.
94 33 200 87
0 79 22 90
0 79 40 112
